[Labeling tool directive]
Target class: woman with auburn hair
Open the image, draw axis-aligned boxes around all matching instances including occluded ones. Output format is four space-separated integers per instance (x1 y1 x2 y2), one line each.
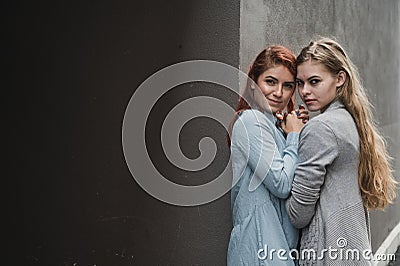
286 37 397 265
227 46 308 265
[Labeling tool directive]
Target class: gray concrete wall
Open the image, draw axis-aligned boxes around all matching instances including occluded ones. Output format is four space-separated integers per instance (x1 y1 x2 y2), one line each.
240 0 400 251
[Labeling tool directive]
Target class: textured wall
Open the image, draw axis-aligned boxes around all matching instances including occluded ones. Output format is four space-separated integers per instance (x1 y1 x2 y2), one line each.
8 1 239 265
240 0 400 251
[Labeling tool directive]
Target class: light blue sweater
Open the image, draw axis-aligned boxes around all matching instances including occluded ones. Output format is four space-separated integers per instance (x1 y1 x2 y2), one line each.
228 109 300 266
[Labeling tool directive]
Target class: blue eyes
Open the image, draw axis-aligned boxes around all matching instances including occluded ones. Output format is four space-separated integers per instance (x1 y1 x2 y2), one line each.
310 79 320 85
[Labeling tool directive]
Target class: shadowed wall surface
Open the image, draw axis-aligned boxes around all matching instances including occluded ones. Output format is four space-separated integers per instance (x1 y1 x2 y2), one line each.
8 1 239 265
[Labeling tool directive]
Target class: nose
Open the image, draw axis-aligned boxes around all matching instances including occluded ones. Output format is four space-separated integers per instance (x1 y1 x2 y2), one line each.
273 84 283 97
300 83 311 97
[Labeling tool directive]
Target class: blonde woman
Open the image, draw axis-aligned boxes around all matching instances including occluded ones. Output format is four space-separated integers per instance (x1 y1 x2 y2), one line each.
286 37 397 265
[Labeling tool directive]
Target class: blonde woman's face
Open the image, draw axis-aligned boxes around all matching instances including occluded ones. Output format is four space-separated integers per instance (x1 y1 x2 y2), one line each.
297 60 342 112
256 65 295 114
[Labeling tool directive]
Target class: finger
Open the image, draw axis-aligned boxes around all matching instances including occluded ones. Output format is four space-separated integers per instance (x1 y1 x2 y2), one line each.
297 110 309 118
298 105 306 110
283 112 288 120
297 113 308 118
286 114 297 122
297 110 308 116
280 120 286 130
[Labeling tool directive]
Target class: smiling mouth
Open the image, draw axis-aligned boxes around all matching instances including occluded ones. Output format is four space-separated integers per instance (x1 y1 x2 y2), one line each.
267 98 282 105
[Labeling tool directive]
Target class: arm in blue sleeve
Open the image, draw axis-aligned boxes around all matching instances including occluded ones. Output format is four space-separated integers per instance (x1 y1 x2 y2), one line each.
233 110 299 199
286 120 339 228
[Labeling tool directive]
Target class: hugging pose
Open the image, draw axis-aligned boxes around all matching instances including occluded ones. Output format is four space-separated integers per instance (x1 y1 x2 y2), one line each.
227 37 397 265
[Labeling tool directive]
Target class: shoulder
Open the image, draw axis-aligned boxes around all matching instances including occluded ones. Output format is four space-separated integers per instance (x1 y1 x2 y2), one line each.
302 107 353 136
233 109 274 130
301 116 335 134
231 109 276 142
316 104 354 128
300 116 338 145
238 109 268 123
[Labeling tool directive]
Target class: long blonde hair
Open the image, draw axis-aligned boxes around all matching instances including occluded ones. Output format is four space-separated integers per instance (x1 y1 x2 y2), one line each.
296 37 397 210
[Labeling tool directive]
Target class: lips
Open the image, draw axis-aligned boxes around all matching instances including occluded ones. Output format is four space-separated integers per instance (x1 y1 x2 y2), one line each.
267 98 282 105
304 99 317 105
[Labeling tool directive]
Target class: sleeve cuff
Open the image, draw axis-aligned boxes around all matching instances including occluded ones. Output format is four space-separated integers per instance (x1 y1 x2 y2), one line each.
286 132 299 146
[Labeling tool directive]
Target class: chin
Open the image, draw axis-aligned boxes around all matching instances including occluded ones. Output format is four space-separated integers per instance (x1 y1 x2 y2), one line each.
270 108 280 114
307 106 321 112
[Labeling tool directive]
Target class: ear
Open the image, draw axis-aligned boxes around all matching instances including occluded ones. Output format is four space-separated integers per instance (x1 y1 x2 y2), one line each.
336 70 346 88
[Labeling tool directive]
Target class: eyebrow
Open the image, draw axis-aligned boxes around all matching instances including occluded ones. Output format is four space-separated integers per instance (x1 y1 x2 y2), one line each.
307 75 321 80
265 76 295 84
264 76 278 81
296 75 320 82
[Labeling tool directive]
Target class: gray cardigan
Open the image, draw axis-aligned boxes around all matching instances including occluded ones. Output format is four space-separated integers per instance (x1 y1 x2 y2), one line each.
286 100 372 265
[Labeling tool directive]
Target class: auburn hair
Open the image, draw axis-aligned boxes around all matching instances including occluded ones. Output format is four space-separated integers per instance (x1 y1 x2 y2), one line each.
227 45 297 146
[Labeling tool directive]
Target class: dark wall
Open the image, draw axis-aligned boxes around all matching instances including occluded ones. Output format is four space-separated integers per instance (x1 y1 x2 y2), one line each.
8 1 239 265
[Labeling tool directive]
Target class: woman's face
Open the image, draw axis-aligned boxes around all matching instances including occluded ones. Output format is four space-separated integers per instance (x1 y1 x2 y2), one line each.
256 64 295 114
297 60 343 112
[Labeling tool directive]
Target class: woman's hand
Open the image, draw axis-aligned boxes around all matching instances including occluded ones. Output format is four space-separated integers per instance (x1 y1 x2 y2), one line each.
282 111 305 134
295 105 309 123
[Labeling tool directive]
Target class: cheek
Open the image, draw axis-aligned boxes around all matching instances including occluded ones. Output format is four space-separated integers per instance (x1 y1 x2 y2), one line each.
259 85 273 96
329 86 337 97
324 81 337 95
282 90 294 103
323 86 337 102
